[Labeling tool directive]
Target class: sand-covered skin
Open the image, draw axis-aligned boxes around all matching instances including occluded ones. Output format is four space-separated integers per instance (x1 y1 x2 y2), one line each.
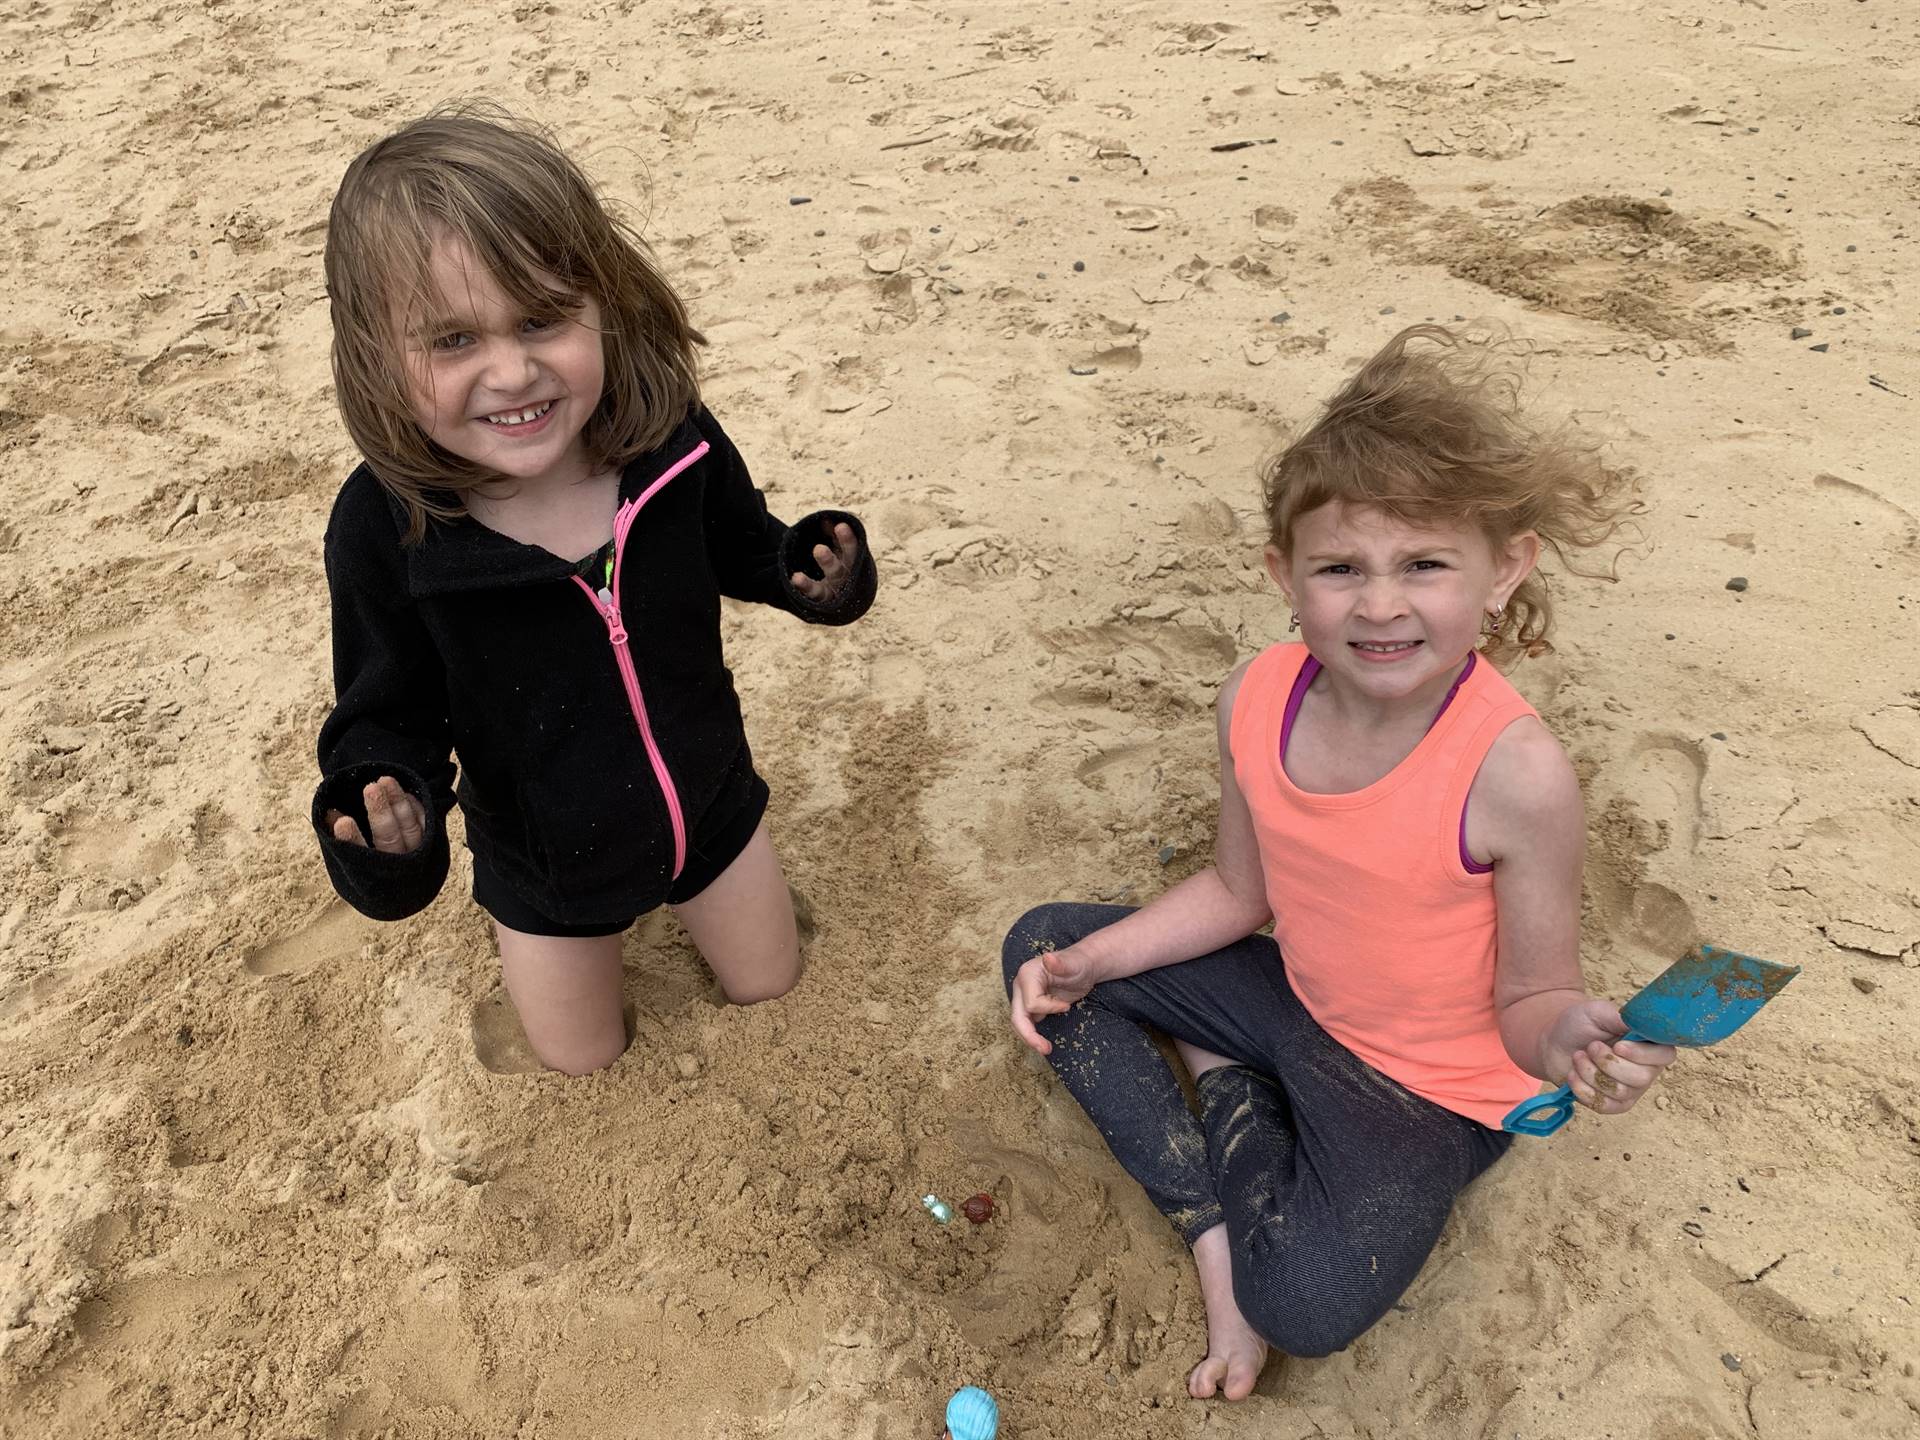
3 1 1917 1435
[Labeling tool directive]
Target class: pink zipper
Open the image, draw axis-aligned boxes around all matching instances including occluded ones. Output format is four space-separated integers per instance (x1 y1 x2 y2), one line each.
570 440 710 880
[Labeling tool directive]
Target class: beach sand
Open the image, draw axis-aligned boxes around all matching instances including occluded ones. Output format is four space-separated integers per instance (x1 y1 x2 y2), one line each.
3 1 1916 1435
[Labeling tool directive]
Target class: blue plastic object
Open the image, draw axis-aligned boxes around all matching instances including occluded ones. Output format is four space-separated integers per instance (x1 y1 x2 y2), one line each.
945 1385 998 1440
1503 944 1799 1137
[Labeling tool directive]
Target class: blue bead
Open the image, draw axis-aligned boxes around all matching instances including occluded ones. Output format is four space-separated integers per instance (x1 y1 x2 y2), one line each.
945 1385 998 1440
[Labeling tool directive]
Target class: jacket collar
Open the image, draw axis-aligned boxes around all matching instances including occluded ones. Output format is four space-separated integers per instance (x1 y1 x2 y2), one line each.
397 415 705 597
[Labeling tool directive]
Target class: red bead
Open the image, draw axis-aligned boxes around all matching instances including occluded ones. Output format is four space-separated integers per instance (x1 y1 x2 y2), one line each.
960 1192 995 1224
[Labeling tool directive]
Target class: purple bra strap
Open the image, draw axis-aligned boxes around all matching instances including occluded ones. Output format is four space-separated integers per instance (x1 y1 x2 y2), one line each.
1278 651 1490 873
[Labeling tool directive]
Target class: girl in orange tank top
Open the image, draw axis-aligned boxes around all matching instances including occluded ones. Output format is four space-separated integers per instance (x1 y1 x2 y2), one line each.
1005 326 1673 1400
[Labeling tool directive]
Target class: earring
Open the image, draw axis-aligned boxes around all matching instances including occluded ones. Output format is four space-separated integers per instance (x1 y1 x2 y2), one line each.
1288 611 1300 633
1482 606 1504 636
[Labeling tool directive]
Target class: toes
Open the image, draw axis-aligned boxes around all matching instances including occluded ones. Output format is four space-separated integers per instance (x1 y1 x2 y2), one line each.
1223 1344 1268 1401
1188 1357 1225 1399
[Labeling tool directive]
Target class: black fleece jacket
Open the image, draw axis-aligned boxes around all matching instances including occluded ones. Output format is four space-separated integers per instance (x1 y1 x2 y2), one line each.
311 407 875 925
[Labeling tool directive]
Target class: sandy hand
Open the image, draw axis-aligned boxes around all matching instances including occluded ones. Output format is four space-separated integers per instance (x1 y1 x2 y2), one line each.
324 776 425 855
1009 944 1099 1055
1555 999 1677 1116
790 521 861 604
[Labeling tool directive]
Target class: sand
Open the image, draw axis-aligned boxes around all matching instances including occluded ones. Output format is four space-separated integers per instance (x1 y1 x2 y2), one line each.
3 0 1917 1435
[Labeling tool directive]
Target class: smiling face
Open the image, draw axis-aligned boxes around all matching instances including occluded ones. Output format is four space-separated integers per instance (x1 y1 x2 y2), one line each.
396 233 606 492
1267 501 1539 706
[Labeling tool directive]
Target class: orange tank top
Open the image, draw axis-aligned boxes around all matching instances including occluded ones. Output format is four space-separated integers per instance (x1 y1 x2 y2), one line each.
1229 642 1543 1128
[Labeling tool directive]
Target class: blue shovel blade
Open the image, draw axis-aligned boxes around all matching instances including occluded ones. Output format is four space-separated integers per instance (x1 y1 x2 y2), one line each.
1503 945 1799 1136
1618 944 1800 1046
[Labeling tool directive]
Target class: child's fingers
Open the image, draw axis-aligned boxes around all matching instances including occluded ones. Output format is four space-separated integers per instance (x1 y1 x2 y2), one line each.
383 777 425 852
832 522 858 561
1010 998 1052 1055
364 780 410 854
327 810 367 847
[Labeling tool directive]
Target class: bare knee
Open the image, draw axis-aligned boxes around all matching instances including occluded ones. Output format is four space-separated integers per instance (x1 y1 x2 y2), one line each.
718 944 802 1006
536 1031 630 1077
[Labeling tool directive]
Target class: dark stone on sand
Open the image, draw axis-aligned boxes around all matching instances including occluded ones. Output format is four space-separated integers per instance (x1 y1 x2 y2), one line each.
1711 732 1727 740
1790 327 1812 340
1832 306 1847 314
1847 244 1857 252
1809 343 1829 352
1073 260 1085 272
1157 844 1177 865
1272 311 1291 323
1665 633 1676 640
1380 305 1396 315
789 196 812 205
1660 187 1673 197
1069 365 1097 376
1721 1354 1743 1373
1852 976 1878 995
1725 577 1748 592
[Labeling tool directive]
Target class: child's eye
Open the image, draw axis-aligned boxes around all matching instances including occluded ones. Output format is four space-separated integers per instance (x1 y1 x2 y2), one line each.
430 332 473 352
1409 559 1446 571
522 314 560 333
1318 563 1355 575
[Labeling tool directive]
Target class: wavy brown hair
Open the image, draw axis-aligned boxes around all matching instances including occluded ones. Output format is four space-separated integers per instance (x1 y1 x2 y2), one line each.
325 101 702 542
1260 324 1642 665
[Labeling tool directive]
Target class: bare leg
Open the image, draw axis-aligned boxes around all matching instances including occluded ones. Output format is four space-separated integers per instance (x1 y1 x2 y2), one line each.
671 820 801 1005
1187 1224 1271 1401
1174 1037 1238 1080
494 924 628 1076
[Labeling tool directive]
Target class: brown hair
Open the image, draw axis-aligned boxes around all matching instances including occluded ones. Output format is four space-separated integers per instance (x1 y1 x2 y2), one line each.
324 101 702 542
1260 324 1641 665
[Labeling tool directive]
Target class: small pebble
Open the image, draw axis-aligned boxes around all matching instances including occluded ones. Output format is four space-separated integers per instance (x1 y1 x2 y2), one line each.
1725 576 1748 592
922 1193 953 1224
1664 632 1676 640
1832 306 1847 314
1659 187 1673 197
1380 305 1396 315
1809 342 1829 352
960 1192 996 1224
1157 844 1177 865
1073 260 1085 272
1790 327 1812 340
1068 365 1097 376
1682 1219 1705 1237
813 228 825 237
1846 244 1857 252
1852 976 1878 995
789 196 812 206
1271 311 1291 323
673 1053 701 1080
1654 1094 1671 1110
1710 731 1727 740
1721 1353 1743 1373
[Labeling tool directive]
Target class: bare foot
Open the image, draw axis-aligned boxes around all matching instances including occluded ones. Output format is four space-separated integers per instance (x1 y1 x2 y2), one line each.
1187 1225 1269 1400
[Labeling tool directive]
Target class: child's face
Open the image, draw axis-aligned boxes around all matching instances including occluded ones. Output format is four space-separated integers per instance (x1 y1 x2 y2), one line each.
1266 501 1538 702
396 234 606 490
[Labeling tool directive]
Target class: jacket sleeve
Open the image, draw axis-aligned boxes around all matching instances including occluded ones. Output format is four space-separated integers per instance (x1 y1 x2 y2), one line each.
311 480 458 922
693 408 877 626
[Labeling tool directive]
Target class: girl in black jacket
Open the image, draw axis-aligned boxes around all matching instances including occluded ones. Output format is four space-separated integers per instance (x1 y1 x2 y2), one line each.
311 104 876 1075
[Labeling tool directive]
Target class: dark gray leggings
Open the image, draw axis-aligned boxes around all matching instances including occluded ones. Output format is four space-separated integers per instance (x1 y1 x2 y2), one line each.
1002 903 1512 1358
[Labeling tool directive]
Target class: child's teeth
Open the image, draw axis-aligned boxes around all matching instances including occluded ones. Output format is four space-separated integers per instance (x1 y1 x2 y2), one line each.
487 402 551 425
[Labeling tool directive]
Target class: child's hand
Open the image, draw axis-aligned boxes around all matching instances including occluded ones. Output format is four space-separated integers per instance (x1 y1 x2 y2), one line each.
1553 999 1678 1116
324 776 425 855
1010 944 1100 1055
791 521 861 603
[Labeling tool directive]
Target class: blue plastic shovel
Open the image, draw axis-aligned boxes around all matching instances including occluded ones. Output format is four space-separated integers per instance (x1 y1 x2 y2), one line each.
1502 944 1800 1137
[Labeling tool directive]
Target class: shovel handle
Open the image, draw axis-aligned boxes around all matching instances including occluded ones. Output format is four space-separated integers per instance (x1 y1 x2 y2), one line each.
1502 1030 1651 1136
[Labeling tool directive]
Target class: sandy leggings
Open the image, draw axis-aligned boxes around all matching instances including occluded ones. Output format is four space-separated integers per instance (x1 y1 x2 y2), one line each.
1002 902 1513 1357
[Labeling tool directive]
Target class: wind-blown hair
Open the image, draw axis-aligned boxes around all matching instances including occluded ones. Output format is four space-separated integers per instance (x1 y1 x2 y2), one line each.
324 101 702 542
1261 325 1641 665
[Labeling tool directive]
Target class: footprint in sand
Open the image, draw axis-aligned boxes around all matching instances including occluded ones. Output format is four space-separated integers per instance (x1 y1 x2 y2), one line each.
469 988 546 1075
243 903 374 978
